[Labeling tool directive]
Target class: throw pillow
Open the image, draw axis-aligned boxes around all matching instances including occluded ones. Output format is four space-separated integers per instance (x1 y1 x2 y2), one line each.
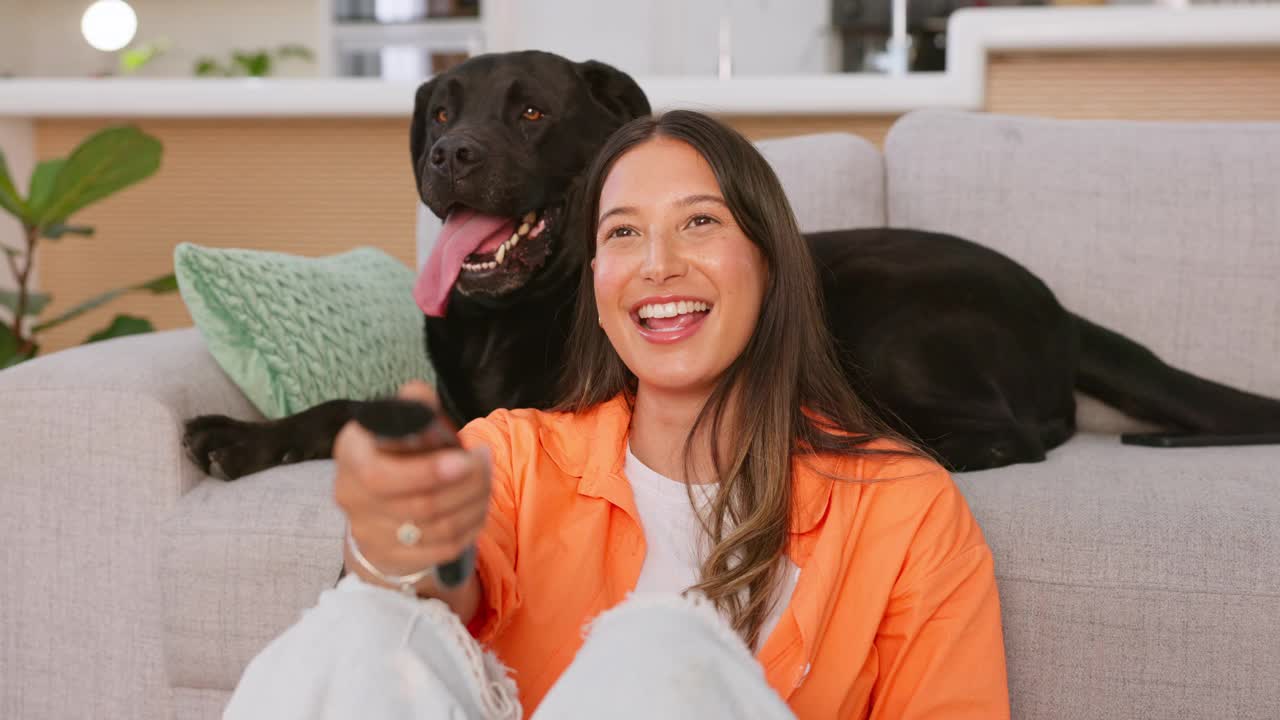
174 242 434 419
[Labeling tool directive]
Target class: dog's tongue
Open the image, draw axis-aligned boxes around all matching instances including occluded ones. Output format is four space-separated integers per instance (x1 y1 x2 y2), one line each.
414 208 516 317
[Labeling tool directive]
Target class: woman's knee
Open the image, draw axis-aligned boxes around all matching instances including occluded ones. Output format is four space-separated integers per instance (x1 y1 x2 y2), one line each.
587 592 755 662
536 593 794 720
230 576 516 719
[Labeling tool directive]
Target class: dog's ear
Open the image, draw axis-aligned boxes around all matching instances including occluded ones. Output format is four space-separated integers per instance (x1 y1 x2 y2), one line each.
410 77 441 190
576 60 650 124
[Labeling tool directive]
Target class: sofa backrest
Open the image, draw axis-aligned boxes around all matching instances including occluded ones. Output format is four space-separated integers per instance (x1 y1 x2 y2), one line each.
884 109 1280 421
755 132 887 232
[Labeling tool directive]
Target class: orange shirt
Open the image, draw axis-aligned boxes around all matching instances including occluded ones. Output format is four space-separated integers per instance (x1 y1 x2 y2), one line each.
458 396 1010 718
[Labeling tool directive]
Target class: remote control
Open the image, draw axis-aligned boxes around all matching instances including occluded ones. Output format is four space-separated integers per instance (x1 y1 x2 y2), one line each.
353 398 477 589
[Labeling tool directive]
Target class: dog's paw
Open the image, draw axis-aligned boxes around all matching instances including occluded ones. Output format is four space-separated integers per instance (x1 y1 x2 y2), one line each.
182 414 284 481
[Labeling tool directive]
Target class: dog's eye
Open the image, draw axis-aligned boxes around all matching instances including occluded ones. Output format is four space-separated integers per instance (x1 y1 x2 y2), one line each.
521 106 545 122
434 108 449 124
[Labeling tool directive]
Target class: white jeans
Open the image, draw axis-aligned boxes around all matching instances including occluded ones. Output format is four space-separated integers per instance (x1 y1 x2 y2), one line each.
224 576 797 720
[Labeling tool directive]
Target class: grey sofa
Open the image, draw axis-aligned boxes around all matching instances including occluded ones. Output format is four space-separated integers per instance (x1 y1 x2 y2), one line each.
3 109 1278 719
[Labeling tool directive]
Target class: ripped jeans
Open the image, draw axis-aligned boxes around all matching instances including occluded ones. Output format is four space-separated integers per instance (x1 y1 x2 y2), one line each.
223 575 797 720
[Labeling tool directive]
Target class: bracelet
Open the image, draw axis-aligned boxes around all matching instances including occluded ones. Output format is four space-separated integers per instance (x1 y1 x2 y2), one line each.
344 525 437 597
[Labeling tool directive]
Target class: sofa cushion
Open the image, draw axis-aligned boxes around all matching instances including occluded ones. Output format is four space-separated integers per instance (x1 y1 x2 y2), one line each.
175 243 436 420
159 461 343 691
884 110 1280 432
956 434 1280 720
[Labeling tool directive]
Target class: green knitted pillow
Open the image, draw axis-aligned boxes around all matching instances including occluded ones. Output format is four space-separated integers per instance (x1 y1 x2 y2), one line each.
174 242 435 419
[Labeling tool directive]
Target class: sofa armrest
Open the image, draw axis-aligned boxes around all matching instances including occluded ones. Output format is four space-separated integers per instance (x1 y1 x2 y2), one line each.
0 327 261 425
160 462 344 694
0 328 261 719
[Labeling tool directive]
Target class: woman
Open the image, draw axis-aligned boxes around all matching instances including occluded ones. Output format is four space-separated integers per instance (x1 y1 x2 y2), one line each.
225 111 1009 719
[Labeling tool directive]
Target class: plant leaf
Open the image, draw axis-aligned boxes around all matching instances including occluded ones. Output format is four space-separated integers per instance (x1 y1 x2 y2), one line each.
137 272 178 293
31 271 177 333
235 52 272 77
278 44 315 61
0 321 15 365
41 223 95 239
120 47 150 73
194 58 223 76
0 321 37 369
0 289 52 315
26 159 66 222
35 126 162 226
85 314 154 343
120 39 170 74
0 148 26 219
32 287 126 332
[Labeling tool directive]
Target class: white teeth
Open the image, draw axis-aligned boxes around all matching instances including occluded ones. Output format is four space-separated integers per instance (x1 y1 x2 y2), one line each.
517 223 530 236
464 231 523 272
637 300 710 319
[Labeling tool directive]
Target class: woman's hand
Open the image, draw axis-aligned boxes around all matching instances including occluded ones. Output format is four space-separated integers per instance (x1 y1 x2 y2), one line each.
334 381 491 610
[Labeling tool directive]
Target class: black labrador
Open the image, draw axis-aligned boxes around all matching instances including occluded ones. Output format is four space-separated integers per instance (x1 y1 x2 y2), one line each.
183 50 1280 477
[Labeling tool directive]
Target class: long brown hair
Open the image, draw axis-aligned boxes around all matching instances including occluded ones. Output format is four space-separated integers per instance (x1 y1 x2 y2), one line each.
557 110 917 647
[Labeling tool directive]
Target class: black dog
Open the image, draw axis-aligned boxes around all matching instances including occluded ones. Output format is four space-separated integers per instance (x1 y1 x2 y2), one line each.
184 51 1280 477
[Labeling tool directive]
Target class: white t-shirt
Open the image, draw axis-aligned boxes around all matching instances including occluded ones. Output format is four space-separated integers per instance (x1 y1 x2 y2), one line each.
625 446 801 649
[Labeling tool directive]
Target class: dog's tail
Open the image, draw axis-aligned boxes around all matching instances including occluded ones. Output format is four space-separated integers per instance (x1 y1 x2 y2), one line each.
1072 314 1280 433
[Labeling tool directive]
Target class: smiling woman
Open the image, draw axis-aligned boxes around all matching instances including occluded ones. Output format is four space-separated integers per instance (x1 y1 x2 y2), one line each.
224 110 1009 720
558 111 925 651
592 146 768 389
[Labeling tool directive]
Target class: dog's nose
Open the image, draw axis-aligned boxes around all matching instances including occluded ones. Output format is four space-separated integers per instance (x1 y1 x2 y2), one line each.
429 136 486 179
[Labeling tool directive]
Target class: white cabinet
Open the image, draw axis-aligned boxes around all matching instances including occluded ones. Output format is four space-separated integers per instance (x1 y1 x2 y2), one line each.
328 0 484 79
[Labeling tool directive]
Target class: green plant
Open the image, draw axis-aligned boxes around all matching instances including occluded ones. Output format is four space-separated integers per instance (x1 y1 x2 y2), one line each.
119 38 172 75
0 125 175 369
194 44 315 77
